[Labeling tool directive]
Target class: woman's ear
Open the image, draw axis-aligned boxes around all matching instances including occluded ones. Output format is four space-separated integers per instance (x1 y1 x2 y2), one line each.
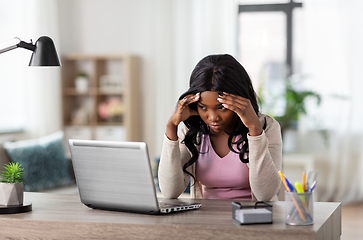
190 109 199 116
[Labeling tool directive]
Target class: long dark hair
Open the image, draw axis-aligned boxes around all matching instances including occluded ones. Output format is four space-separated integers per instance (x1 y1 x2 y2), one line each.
180 54 265 179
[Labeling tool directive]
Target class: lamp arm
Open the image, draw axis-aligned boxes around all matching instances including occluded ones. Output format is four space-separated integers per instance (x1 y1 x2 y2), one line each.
0 44 18 54
0 39 36 54
17 41 36 51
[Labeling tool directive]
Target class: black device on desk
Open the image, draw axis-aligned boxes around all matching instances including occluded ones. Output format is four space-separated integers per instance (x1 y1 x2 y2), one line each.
232 201 273 225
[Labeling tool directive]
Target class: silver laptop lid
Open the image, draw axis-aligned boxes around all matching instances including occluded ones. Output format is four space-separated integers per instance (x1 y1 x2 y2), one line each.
68 139 160 213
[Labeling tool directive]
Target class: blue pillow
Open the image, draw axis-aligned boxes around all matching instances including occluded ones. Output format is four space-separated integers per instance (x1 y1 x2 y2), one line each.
3 131 74 192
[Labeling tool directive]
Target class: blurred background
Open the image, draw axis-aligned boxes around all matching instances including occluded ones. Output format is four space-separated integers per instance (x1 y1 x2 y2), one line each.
1 0 363 204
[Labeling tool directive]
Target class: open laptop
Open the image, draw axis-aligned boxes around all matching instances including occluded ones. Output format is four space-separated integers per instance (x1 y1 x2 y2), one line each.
68 139 201 214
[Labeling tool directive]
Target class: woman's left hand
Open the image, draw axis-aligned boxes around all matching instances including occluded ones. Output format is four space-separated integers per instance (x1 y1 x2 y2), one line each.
217 92 263 136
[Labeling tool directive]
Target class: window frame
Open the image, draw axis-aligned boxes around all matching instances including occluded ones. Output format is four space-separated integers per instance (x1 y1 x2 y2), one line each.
238 0 303 76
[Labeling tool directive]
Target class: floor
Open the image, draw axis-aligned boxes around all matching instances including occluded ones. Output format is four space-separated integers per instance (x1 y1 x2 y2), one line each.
341 203 363 240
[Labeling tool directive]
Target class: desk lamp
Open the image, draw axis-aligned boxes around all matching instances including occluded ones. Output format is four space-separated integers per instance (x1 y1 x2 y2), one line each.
0 36 61 66
0 36 60 214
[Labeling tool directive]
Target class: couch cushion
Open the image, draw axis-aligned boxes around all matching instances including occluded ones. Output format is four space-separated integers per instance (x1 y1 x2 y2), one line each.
3 131 74 192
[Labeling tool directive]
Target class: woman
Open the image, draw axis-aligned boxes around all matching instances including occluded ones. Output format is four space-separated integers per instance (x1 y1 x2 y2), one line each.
158 54 282 201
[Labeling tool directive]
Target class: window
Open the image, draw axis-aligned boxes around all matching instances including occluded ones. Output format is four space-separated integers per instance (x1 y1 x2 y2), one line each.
238 0 303 116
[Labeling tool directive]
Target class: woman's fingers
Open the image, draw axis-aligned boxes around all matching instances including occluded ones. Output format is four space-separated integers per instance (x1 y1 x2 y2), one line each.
217 92 262 134
174 93 200 122
179 93 200 109
217 92 249 113
167 93 200 140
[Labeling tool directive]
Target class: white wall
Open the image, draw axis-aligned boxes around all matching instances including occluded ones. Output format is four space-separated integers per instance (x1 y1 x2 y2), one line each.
58 0 158 158
57 0 239 159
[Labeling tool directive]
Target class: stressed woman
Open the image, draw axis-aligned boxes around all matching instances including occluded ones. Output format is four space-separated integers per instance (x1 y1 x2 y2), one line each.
158 54 282 201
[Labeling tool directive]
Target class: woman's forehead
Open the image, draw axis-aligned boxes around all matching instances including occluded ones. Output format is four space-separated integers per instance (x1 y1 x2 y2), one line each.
199 91 220 105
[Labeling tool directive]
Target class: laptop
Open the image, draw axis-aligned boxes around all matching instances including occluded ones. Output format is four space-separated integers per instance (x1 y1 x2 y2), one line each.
68 139 202 214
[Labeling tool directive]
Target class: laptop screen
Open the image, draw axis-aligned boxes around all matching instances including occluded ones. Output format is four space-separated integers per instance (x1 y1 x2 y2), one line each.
68 139 160 213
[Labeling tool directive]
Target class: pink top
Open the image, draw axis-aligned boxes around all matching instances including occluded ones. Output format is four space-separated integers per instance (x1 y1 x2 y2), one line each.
196 134 252 200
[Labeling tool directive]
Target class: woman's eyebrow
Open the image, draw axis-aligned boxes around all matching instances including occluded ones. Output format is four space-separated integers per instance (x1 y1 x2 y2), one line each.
198 102 223 107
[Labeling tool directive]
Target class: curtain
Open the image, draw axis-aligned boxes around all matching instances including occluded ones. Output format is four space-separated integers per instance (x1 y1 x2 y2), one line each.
303 0 363 203
22 0 62 139
0 0 29 133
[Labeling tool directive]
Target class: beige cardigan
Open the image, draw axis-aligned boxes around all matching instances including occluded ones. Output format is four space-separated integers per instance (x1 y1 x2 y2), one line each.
158 113 282 201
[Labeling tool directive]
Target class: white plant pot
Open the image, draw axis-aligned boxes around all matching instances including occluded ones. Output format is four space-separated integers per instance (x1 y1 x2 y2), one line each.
75 76 89 93
0 182 24 206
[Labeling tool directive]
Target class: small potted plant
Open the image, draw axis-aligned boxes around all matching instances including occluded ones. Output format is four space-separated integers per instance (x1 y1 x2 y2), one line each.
0 162 24 206
75 72 89 93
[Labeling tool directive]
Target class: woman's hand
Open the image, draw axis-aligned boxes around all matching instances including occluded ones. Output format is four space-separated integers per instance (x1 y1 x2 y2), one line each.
217 92 262 136
166 93 200 140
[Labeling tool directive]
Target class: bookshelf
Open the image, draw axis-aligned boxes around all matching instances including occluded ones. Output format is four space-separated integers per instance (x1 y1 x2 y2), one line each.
61 54 141 147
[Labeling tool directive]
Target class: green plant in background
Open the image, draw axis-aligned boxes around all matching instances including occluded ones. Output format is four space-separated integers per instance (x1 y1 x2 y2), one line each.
275 78 321 134
77 72 88 78
1 162 24 183
259 76 349 149
258 76 321 133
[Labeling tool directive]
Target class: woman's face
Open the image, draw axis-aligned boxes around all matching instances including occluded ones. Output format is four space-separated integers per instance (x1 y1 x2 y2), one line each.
197 91 236 135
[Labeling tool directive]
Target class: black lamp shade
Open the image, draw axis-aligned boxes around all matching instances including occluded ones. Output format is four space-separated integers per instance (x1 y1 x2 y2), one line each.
29 36 61 66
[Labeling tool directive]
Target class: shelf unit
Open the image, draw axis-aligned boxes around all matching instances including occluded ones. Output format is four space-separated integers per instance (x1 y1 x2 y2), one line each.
61 54 141 146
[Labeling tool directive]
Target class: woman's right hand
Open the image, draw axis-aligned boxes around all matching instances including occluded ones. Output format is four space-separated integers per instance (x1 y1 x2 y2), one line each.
166 93 200 140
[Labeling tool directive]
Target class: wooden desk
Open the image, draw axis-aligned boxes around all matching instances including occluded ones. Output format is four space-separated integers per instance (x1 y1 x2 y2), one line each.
0 192 341 240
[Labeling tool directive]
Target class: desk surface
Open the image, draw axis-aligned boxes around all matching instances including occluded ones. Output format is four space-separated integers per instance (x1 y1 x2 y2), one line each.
0 192 341 240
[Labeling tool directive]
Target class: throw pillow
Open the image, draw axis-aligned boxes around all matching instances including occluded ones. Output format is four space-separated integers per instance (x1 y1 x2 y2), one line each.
3 131 74 191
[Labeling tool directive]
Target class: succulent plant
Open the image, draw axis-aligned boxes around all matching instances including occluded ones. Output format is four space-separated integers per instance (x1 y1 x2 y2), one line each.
1 162 24 184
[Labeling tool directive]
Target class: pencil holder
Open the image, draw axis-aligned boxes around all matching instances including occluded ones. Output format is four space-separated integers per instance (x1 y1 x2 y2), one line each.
285 191 313 225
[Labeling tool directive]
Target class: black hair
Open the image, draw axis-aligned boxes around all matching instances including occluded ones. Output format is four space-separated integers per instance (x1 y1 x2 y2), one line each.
179 54 266 180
